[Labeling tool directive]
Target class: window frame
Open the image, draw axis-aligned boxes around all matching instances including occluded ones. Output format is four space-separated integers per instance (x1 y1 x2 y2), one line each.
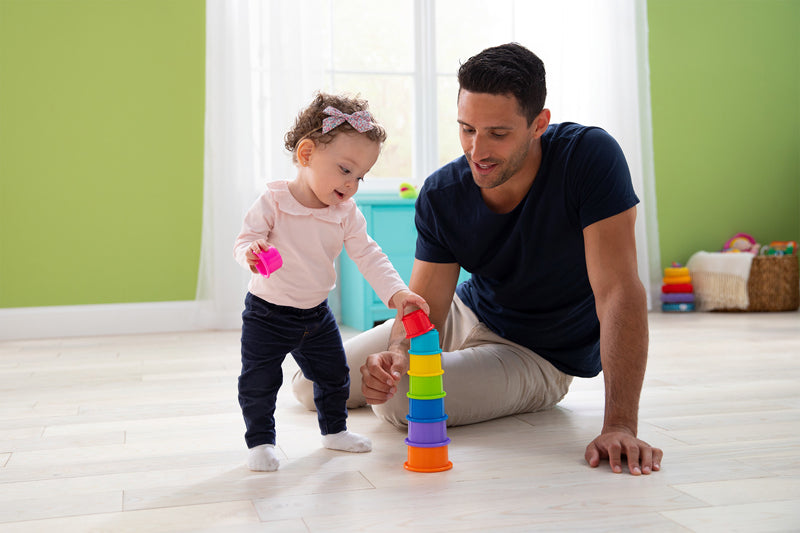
323 0 441 192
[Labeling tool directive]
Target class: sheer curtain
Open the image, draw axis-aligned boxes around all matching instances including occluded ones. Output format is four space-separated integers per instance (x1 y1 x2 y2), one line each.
434 0 660 307
512 0 661 308
199 0 331 328
200 0 660 328
196 0 255 329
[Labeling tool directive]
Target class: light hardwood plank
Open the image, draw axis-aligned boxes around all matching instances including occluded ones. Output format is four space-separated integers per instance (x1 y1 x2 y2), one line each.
661 500 800 532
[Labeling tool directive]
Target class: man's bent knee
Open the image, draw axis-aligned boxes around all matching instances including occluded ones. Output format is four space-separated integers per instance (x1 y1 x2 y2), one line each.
371 393 408 428
290 370 317 411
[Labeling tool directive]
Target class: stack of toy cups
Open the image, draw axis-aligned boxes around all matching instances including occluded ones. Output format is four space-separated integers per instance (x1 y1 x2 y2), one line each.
661 262 695 312
401 309 453 473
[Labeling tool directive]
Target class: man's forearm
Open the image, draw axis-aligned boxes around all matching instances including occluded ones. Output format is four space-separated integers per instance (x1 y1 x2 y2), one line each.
598 285 649 435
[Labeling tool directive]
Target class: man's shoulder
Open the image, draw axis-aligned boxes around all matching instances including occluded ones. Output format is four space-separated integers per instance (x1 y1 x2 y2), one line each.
416 156 473 222
424 155 470 191
545 122 618 152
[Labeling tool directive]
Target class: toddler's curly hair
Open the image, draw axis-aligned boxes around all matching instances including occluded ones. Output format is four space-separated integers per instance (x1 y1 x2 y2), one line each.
284 92 387 163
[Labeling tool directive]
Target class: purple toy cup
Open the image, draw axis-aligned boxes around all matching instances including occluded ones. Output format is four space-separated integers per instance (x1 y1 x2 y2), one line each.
255 247 283 278
406 418 448 445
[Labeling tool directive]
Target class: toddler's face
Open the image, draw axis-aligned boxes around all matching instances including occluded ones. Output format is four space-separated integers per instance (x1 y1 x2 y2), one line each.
307 133 380 207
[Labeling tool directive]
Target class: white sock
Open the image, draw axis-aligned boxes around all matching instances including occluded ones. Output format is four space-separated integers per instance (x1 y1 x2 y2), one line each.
248 443 280 471
322 430 372 453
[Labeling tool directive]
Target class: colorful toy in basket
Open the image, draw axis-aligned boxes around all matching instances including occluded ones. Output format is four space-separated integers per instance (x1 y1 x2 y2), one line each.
400 309 453 473
661 261 695 312
763 241 797 256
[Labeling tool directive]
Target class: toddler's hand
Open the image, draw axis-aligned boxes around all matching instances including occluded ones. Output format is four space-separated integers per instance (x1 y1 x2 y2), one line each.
245 239 270 274
390 289 430 317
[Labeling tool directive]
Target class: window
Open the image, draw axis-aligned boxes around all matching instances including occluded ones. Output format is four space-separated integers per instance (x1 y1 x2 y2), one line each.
320 0 517 190
204 0 658 321
325 1 415 184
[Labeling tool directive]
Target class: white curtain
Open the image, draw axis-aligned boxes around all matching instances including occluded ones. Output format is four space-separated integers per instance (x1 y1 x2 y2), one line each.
512 0 661 307
196 0 256 329
199 0 332 328
200 0 660 328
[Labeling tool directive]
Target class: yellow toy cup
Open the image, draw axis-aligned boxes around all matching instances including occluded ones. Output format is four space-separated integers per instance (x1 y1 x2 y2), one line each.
408 353 442 376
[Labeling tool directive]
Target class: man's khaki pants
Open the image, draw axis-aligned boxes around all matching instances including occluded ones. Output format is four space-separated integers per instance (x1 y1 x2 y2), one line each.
292 296 573 427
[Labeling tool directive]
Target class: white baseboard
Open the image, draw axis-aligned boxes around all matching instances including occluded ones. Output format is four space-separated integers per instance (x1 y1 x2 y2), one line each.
0 301 240 341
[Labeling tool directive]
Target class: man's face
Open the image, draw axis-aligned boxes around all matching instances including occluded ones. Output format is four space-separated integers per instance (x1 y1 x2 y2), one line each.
457 90 535 189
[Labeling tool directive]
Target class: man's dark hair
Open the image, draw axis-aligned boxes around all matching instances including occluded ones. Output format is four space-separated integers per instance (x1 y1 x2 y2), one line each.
457 43 547 125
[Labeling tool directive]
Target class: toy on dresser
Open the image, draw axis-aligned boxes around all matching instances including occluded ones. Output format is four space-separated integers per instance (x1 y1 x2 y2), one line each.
661 262 695 312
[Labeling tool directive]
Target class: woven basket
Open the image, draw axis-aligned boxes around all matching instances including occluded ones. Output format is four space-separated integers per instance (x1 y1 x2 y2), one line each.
745 255 799 311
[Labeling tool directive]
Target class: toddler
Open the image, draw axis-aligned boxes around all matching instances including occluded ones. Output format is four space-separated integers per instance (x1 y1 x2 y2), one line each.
233 92 428 471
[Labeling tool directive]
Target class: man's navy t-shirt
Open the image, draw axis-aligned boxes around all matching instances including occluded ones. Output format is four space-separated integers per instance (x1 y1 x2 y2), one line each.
414 123 639 377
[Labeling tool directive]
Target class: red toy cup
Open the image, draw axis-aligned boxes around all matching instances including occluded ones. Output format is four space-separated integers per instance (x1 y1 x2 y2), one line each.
402 309 434 338
255 247 283 278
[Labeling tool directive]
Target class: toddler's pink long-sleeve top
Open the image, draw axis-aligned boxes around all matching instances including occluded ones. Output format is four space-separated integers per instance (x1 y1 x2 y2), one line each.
233 180 408 310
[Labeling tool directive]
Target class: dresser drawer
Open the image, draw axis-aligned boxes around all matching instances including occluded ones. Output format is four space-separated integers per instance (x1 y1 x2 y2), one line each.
369 206 417 254
340 194 418 330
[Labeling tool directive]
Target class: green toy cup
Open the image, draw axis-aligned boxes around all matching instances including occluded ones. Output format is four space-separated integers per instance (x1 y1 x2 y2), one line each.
408 373 444 397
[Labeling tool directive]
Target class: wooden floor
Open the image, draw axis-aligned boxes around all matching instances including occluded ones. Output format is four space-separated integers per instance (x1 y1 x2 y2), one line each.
0 311 798 532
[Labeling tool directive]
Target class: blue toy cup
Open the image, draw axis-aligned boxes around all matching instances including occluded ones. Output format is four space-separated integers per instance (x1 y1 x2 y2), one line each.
408 397 446 419
409 330 440 355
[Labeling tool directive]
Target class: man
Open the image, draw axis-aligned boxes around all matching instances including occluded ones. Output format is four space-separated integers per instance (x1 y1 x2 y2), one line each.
294 42 662 475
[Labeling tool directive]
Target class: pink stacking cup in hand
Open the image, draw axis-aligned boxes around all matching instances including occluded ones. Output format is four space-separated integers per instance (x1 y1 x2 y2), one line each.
255 247 283 278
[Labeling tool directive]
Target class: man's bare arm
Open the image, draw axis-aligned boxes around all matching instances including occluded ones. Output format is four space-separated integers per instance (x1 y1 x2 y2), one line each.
360 260 460 404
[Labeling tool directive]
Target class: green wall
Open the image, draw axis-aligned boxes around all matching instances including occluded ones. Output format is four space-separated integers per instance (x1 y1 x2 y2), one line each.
648 0 800 265
0 0 205 308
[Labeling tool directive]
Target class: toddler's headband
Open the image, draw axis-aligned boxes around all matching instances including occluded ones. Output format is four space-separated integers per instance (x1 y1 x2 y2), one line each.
322 106 375 134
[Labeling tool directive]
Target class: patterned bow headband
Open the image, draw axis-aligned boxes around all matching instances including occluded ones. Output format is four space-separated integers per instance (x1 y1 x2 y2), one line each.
321 106 375 134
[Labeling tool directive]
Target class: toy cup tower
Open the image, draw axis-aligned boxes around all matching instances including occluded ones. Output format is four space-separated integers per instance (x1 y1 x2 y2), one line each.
661 262 695 312
401 310 453 473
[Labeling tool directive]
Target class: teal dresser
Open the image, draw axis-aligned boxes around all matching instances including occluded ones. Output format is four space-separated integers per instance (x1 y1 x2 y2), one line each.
339 194 417 331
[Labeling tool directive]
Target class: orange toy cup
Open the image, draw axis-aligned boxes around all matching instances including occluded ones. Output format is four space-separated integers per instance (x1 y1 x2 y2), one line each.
404 443 453 473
